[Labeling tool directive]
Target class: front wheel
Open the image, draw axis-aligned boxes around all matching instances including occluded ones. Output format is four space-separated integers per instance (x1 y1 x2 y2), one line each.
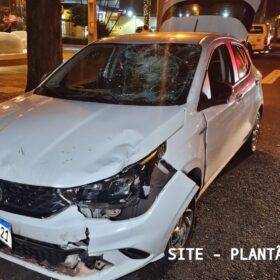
165 198 196 259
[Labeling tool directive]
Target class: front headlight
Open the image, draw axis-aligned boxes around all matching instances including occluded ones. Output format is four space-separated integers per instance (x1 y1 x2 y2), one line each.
59 143 169 218
60 165 141 209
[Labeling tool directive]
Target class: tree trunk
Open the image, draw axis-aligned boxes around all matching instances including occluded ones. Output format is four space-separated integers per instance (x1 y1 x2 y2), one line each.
25 0 62 92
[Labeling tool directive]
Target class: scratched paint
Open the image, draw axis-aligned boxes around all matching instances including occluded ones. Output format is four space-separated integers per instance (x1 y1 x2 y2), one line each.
262 70 280 84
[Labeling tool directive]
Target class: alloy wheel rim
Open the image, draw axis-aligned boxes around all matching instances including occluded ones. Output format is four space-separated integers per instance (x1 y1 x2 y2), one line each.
252 113 261 152
169 207 194 250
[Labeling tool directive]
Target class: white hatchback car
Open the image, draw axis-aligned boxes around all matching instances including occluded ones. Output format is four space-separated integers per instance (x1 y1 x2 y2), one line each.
0 2 263 280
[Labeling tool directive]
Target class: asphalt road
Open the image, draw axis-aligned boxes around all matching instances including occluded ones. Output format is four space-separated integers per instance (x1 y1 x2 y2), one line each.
0 47 280 280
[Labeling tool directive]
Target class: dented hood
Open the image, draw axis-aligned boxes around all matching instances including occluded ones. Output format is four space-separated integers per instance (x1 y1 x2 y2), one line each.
0 94 184 187
160 0 261 40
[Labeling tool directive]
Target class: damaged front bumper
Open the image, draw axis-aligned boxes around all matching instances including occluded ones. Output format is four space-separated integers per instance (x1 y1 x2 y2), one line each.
0 171 198 280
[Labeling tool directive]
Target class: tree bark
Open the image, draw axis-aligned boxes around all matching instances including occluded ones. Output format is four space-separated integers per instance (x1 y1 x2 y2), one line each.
25 0 62 92
144 0 152 26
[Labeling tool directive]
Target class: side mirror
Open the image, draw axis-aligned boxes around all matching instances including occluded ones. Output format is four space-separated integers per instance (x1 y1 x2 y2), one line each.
212 81 233 103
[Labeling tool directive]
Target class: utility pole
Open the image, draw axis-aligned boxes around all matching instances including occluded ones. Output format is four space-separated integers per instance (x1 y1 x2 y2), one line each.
156 0 163 31
88 0 97 42
260 0 268 23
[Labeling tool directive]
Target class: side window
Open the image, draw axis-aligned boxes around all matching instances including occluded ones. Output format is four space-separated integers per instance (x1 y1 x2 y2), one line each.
198 44 234 111
232 44 250 80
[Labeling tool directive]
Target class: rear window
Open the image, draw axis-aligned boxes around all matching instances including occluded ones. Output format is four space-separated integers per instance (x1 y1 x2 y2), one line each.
250 26 264 34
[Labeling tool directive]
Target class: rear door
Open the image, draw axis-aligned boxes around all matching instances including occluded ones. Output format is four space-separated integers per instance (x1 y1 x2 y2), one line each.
230 42 260 138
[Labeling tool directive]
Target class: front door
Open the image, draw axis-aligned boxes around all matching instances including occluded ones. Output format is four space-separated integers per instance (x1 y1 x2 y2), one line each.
198 43 244 184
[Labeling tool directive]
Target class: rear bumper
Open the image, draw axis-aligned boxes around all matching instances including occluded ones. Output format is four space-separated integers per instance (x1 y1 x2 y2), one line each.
0 171 198 279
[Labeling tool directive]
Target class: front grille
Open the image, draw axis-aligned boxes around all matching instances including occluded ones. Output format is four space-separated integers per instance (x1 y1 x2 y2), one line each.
0 235 84 266
0 180 69 218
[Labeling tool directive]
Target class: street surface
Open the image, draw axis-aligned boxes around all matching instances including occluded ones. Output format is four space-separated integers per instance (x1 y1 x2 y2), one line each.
0 47 279 280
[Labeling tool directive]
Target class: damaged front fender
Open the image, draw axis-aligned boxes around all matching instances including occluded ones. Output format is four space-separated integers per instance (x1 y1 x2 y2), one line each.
86 170 199 258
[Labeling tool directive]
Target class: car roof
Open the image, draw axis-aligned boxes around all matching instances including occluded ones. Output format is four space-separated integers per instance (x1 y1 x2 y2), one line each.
96 32 229 46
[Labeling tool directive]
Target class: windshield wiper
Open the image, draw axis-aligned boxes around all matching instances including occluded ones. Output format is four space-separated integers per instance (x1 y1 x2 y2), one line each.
67 90 120 104
36 85 64 97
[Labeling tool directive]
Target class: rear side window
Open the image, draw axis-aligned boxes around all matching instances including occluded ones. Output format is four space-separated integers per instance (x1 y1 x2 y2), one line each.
249 26 264 34
231 44 250 80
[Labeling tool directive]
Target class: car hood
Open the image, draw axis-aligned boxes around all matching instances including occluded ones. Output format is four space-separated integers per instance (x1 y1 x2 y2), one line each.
160 0 261 40
0 94 185 188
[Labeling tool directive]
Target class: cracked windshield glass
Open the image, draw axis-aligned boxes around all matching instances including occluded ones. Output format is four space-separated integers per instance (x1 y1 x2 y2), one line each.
37 44 201 105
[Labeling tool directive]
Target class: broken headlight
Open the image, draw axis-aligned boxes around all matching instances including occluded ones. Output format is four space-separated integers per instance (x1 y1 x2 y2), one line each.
59 143 168 218
59 165 142 216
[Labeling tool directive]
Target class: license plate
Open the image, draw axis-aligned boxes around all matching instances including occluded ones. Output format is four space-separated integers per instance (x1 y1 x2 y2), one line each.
0 219 12 248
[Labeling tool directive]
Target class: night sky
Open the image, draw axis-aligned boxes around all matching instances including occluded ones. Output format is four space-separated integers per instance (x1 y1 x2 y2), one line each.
120 0 280 19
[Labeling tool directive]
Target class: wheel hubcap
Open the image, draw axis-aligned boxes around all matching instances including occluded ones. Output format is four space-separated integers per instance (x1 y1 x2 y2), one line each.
252 113 261 152
169 207 194 250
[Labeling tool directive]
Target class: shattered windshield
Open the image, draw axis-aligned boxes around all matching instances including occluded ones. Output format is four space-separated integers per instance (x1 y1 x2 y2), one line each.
36 43 201 106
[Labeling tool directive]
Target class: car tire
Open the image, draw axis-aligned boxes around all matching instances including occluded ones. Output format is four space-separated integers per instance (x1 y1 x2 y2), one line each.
265 45 271 52
162 198 196 261
244 112 261 154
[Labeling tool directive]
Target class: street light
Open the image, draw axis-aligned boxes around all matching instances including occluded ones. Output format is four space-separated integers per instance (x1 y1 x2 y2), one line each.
127 10 134 17
223 10 229 17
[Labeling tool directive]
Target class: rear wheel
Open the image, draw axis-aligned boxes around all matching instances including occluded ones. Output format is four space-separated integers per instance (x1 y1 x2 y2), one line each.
244 112 261 154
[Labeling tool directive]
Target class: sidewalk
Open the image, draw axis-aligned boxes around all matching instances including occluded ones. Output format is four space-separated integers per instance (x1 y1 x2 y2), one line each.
0 50 77 102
